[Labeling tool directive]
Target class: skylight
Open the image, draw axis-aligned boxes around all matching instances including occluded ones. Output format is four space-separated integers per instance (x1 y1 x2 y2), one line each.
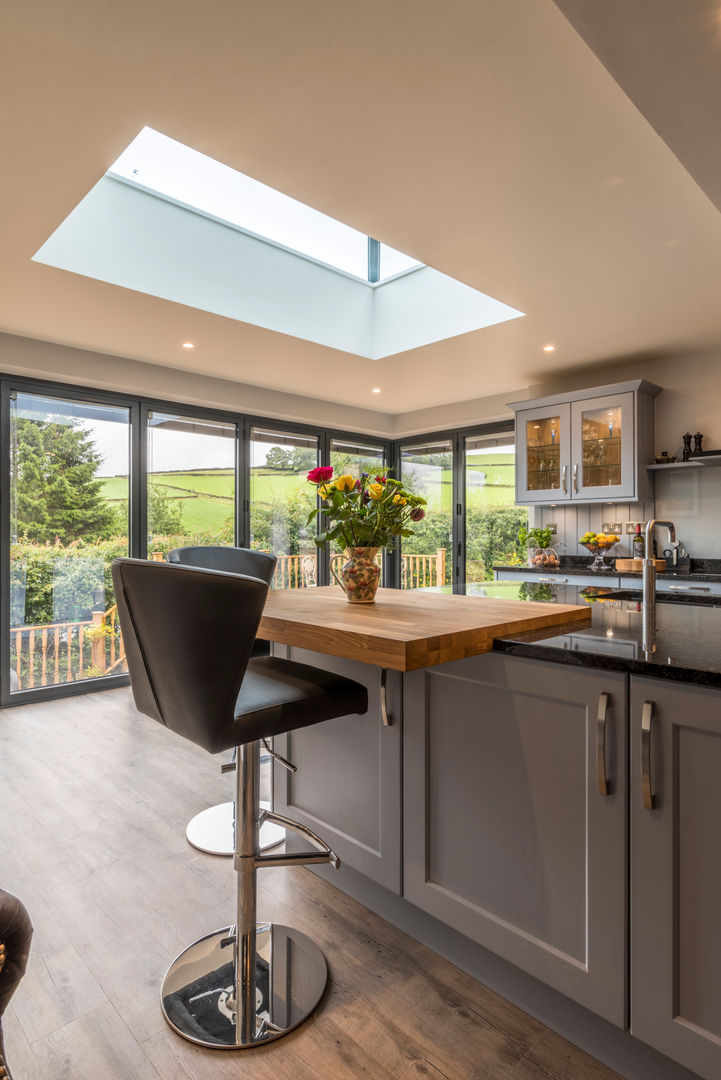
108 127 421 284
33 128 525 359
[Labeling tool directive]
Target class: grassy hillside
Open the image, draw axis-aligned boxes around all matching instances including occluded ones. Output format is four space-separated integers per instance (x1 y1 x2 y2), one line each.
99 456 518 538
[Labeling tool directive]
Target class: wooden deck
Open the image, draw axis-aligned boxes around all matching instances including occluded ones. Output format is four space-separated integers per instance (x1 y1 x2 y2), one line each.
1 688 621 1080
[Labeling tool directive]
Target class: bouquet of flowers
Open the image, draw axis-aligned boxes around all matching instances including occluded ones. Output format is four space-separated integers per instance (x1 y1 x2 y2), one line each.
306 466 426 550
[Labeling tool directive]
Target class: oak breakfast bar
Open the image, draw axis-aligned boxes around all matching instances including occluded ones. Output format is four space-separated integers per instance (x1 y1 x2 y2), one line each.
257 586 702 1080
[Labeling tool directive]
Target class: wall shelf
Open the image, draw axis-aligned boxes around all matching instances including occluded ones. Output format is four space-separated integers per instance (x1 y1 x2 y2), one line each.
647 456 721 471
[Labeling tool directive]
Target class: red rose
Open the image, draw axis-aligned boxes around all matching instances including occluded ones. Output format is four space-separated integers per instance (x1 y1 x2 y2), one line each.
374 475 387 485
307 466 333 483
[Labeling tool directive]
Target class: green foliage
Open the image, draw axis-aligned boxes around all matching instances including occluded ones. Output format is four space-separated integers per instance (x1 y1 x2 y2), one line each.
148 484 184 535
518 525 554 549
12 418 116 543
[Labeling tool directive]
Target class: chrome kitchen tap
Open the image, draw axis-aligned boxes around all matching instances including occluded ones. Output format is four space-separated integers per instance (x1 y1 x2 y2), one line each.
642 519 676 656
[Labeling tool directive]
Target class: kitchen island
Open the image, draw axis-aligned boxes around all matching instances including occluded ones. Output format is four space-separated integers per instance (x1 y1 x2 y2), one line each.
260 585 710 1080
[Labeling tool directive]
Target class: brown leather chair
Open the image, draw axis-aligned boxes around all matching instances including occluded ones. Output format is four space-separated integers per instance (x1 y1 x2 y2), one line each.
0 889 33 1080
166 546 283 855
112 558 367 1049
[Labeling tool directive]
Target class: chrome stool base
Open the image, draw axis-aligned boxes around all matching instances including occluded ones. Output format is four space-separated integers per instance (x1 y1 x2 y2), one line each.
161 923 327 1048
186 801 285 856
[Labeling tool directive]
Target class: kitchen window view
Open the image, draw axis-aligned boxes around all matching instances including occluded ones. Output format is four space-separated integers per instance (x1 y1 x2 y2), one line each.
9 391 131 691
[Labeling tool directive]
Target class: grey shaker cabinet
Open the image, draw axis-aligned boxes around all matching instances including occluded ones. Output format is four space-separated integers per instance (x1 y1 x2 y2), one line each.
630 676 721 1080
272 645 403 894
403 653 628 1027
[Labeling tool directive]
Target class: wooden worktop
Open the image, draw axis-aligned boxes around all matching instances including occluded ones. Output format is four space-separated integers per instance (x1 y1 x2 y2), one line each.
258 587 591 671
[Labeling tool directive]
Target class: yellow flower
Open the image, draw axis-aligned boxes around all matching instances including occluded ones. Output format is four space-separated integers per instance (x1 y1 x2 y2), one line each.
318 484 332 498
335 474 355 492
393 494 407 506
368 482 384 500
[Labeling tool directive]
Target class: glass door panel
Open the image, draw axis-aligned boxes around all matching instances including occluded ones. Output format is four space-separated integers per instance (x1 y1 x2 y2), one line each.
9 391 131 693
516 403 571 503
400 440 452 590
465 431 527 589
580 405 622 489
250 428 319 588
147 412 236 556
571 392 634 500
330 437 386 585
526 415 562 492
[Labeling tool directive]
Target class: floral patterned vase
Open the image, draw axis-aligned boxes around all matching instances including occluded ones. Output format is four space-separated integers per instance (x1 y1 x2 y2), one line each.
331 547 381 603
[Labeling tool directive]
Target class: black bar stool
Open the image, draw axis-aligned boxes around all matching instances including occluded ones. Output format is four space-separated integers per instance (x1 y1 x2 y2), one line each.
167 546 283 856
112 558 368 1049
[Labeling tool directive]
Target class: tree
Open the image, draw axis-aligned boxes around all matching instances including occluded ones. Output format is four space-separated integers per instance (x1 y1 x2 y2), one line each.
265 446 293 470
12 419 116 544
148 485 184 535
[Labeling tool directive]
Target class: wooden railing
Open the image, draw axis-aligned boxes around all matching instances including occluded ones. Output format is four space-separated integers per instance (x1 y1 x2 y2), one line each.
11 549 447 689
11 603 126 690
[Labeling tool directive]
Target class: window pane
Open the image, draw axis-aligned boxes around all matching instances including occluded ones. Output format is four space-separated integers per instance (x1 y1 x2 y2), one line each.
465 431 527 586
147 412 236 555
330 438 386 585
250 429 319 589
400 440 452 589
9 392 130 692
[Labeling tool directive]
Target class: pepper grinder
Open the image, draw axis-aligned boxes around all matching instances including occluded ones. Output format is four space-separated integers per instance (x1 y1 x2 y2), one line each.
694 432 704 455
682 432 693 461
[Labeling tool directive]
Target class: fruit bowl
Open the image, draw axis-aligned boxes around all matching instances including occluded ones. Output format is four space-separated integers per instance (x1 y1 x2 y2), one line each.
579 532 621 572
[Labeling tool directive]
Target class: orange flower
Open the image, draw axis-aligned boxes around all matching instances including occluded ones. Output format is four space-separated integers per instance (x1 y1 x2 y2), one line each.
368 482 385 500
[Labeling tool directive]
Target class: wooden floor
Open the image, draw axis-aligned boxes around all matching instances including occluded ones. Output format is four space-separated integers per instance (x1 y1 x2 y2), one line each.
0 687 624 1080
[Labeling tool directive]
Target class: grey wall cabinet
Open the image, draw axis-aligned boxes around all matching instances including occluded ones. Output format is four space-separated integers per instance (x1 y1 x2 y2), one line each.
272 645 402 894
630 676 721 1080
509 379 659 505
403 653 628 1026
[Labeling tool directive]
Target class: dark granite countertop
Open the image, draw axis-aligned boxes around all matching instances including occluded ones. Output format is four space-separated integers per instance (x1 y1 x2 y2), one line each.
493 557 721 583
491 582 721 687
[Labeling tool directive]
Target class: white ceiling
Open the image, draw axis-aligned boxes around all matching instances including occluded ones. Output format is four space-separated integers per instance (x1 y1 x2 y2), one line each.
4 0 721 419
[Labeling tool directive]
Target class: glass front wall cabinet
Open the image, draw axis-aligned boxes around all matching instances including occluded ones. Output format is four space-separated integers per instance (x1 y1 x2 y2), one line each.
465 430 527 590
147 411 237 557
399 439 453 589
249 428 319 589
329 437 386 586
512 382 658 504
9 391 131 692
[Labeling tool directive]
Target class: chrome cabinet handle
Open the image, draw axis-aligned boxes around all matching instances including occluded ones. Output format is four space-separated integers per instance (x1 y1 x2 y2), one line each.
641 701 655 810
380 668 392 726
562 464 568 494
668 585 711 592
597 692 610 796
573 463 578 493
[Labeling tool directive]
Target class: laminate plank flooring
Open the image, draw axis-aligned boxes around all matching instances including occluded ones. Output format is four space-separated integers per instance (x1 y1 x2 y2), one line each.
0 687 624 1080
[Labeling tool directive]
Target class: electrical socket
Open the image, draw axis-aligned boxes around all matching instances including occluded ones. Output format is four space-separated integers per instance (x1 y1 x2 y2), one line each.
602 521 622 534
625 521 645 534
546 523 557 534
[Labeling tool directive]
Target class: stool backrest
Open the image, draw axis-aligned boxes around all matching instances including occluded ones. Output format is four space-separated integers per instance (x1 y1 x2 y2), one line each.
112 558 268 753
167 546 276 585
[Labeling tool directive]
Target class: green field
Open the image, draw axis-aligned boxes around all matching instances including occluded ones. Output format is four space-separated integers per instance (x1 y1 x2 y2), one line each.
99 455 517 537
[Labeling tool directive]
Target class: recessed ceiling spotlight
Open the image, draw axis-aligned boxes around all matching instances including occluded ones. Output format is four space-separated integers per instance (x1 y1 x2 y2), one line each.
181 341 195 349
372 387 381 393
542 344 556 352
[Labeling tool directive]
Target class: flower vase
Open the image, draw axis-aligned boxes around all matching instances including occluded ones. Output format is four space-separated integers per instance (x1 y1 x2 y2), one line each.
331 547 381 603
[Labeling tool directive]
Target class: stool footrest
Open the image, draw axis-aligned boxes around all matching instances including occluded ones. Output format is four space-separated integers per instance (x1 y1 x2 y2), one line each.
256 810 340 869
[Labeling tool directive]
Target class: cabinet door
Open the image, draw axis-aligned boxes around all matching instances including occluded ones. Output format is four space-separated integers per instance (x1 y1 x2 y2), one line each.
571 392 635 501
272 645 402 894
404 654 628 1026
630 676 721 1080
516 403 571 504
